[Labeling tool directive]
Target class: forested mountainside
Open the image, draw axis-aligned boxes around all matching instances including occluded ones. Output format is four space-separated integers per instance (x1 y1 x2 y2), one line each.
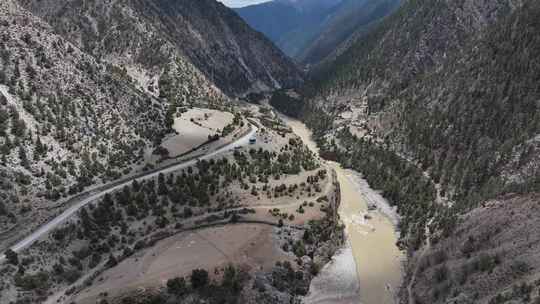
289 0 540 302
235 0 398 65
0 0 303 252
307 0 540 210
18 0 303 96
312 0 518 96
0 0 168 239
408 193 540 304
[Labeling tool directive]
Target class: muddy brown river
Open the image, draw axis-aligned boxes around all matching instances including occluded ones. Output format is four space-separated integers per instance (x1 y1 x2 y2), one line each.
282 115 404 304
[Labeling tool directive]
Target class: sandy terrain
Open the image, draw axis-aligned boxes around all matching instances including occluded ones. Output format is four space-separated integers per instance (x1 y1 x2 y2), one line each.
277 113 320 155
161 108 234 157
334 164 404 304
75 224 286 304
304 243 361 304
339 168 400 229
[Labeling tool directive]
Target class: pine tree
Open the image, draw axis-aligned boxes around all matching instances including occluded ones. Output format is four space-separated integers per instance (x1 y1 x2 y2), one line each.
35 136 46 156
12 118 26 138
5 249 18 265
158 173 168 195
18 145 29 169
0 69 6 84
105 254 118 268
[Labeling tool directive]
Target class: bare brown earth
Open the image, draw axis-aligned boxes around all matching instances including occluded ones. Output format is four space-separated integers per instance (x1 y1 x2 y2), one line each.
160 108 234 157
73 167 334 304
75 224 287 304
406 193 540 304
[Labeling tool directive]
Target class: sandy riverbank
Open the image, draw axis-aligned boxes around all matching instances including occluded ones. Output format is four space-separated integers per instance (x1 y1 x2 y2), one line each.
303 242 361 304
341 169 400 228
281 114 404 304
334 163 403 304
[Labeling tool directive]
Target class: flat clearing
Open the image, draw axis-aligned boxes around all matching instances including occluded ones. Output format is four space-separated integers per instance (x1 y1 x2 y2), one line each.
161 108 234 157
75 224 287 304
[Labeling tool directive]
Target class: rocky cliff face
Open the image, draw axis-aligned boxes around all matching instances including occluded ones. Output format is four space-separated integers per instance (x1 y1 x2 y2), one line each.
18 0 303 96
235 0 342 60
294 0 401 65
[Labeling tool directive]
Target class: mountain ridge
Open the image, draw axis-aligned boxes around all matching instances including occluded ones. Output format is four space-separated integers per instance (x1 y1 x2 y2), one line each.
19 0 303 96
235 0 399 65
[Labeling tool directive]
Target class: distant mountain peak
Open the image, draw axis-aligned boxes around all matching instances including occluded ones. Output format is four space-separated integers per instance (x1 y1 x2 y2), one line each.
277 0 342 11
235 0 399 64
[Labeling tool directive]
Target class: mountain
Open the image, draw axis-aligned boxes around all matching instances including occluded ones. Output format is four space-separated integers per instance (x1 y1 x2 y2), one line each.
235 0 400 65
234 0 339 58
0 0 169 243
18 0 303 96
288 0 401 65
294 0 540 302
309 0 540 202
0 0 303 248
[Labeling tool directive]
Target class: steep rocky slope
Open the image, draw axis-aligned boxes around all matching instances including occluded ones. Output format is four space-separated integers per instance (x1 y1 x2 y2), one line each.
0 0 168 243
18 0 303 96
408 193 540 304
312 0 518 96
235 0 340 50
293 0 401 65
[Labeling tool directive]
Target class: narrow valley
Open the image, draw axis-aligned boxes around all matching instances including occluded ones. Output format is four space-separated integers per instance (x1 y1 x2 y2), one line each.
1 0 539 303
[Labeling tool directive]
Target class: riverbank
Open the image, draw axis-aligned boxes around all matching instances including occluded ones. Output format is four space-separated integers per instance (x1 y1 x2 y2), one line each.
334 163 403 304
303 242 361 304
339 167 401 234
280 114 404 304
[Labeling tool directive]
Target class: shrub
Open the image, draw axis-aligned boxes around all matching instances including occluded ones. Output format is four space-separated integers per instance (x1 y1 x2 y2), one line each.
433 264 449 283
14 271 49 290
5 249 18 265
190 269 209 289
167 277 187 295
